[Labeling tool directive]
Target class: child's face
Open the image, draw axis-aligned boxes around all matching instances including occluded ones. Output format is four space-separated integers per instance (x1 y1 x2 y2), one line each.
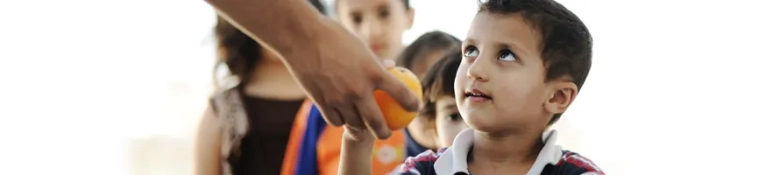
433 96 470 148
336 0 414 59
454 12 555 133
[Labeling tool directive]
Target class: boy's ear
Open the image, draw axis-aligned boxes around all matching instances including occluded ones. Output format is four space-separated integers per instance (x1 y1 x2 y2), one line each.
544 80 578 115
406 8 415 29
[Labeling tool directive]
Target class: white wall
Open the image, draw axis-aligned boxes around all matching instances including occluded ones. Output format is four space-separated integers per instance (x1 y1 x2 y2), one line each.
1 0 779 174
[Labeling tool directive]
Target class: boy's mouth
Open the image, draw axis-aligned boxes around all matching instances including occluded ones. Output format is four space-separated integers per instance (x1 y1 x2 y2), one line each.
465 89 493 100
370 43 385 53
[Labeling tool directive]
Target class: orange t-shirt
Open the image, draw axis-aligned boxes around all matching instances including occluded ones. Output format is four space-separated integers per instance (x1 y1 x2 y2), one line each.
280 102 406 175
317 127 406 175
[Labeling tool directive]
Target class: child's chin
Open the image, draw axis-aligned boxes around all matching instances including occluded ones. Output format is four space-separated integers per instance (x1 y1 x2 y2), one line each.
465 118 503 133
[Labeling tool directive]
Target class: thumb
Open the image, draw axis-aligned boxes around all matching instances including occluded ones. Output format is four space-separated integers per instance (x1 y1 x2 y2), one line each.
375 70 422 112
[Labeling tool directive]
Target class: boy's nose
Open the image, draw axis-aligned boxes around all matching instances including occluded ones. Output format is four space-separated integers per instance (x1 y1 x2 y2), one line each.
359 19 383 42
466 57 489 82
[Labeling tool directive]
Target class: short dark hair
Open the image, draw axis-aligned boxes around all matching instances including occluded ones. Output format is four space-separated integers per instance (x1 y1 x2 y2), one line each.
479 0 593 125
401 0 410 9
397 31 462 72
419 48 462 119
214 0 327 85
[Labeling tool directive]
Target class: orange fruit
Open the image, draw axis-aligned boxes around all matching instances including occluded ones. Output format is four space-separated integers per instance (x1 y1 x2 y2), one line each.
374 67 423 130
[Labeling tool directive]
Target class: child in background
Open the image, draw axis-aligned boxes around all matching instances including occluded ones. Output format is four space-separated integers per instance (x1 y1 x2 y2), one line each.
339 0 604 174
297 0 414 173
397 31 462 77
394 31 463 157
194 1 332 175
416 49 470 150
334 0 414 60
387 48 468 174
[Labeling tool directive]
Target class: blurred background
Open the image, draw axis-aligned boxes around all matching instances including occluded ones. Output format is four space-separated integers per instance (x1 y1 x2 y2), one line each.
1 0 779 174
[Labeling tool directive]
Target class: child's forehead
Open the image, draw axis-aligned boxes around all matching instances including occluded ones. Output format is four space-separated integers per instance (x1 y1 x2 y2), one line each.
337 0 403 10
464 12 542 51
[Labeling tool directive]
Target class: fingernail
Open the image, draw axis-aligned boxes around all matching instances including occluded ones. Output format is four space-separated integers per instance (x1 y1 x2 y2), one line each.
382 60 395 67
381 130 392 139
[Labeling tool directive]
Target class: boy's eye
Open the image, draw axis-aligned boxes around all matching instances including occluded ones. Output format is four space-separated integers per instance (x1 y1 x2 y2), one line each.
447 113 461 121
497 49 517 61
379 9 390 18
351 14 363 24
464 46 479 58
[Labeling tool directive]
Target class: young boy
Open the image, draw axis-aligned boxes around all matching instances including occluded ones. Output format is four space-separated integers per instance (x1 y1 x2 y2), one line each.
400 48 471 165
386 48 470 174
417 49 471 150
339 0 602 174
396 31 464 156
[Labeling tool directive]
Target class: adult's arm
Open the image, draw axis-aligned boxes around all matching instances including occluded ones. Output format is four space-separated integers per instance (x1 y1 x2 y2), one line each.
206 0 422 139
206 0 323 66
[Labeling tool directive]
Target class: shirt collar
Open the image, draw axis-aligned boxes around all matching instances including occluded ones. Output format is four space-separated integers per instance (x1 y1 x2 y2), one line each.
433 128 562 175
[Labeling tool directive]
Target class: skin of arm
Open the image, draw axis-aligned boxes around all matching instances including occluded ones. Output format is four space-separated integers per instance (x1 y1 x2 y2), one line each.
338 129 376 175
206 0 415 139
205 0 328 71
194 106 222 175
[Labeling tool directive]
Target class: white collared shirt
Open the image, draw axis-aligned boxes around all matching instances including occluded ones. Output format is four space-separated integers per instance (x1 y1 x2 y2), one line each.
396 128 604 175
432 128 563 175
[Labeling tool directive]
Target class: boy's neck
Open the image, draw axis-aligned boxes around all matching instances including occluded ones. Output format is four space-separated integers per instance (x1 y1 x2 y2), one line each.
469 130 544 173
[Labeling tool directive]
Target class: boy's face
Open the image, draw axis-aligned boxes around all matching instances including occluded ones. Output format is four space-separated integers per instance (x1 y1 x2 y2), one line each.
455 12 556 134
433 96 470 148
336 0 414 59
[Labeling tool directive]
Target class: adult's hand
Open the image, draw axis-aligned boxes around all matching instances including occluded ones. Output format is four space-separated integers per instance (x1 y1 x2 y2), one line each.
206 0 421 139
291 20 421 139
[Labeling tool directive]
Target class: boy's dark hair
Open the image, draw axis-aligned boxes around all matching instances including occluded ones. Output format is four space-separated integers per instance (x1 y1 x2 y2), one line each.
397 31 462 71
479 0 593 125
214 0 326 85
419 48 462 118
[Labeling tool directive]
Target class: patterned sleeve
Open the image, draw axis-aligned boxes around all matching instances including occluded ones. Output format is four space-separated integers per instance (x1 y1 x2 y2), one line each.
396 149 445 175
558 151 606 175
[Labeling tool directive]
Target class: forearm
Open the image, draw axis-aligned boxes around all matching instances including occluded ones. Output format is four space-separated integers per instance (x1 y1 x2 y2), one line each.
338 136 375 175
206 0 326 65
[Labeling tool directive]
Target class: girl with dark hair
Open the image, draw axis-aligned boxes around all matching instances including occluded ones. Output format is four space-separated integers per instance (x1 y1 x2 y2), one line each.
394 30 463 157
194 1 342 175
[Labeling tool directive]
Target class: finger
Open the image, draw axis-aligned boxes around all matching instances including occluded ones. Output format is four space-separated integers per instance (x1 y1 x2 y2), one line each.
318 105 345 127
375 72 422 112
382 59 396 68
341 105 366 130
355 95 392 139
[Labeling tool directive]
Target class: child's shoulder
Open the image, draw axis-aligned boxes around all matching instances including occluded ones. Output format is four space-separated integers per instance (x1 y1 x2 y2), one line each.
397 148 448 175
545 150 605 175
